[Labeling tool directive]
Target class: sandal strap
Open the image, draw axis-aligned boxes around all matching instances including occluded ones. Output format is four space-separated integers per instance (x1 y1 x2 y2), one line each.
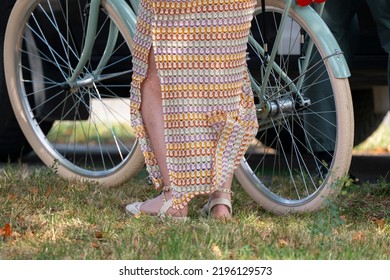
158 197 187 221
159 197 174 216
161 185 173 204
158 187 178 217
215 187 233 195
162 185 173 192
208 198 232 215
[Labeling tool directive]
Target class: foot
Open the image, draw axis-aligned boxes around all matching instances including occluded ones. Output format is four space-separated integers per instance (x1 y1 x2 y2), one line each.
204 188 233 220
126 189 188 219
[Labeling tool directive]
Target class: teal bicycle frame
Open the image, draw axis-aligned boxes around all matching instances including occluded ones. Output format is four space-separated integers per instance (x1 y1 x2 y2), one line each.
68 0 350 110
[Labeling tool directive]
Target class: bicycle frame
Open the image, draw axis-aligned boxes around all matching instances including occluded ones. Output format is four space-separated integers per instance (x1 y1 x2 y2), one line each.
69 0 350 113
248 1 350 108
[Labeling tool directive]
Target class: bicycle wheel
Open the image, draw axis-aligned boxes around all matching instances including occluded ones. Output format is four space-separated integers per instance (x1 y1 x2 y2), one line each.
4 0 144 187
235 1 354 214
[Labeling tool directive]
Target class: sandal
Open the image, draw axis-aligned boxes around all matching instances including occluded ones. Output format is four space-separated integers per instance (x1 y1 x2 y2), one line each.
125 186 188 221
203 188 233 218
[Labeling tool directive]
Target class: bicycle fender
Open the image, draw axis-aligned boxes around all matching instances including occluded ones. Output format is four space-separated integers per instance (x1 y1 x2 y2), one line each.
107 0 137 39
291 1 351 78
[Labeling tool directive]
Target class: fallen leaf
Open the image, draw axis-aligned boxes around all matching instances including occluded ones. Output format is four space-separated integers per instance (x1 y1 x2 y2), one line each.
30 187 39 194
375 219 385 229
352 231 365 242
133 235 139 248
279 238 288 247
24 230 35 239
229 251 235 259
372 218 385 229
4 224 12 237
7 194 17 200
45 187 53 198
11 231 21 238
91 242 100 249
261 228 272 240
340 215 348 223
134 213 143 219
94 231 104 239
211 245 222 257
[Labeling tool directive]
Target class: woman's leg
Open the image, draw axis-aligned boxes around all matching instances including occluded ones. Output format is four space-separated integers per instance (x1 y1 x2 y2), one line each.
208 175 234 219
138 49 188 216
141 49 170 187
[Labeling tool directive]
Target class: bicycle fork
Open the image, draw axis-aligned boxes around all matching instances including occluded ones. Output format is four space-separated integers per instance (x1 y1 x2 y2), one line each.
66 0 124 90
251 0 344 123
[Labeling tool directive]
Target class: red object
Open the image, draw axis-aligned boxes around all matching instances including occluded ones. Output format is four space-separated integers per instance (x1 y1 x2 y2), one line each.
296 0 326 6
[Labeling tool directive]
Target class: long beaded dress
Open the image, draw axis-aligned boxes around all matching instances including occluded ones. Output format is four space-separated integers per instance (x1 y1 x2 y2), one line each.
130 0 259 209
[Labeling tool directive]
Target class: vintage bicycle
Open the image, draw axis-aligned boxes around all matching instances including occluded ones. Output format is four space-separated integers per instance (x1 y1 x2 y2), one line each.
3 0 354 214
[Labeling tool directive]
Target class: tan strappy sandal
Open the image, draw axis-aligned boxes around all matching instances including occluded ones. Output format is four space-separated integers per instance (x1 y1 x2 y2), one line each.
203 188 233 218
125 186 188 221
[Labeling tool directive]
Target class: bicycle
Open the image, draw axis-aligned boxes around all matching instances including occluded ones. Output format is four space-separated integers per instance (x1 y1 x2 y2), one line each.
4 0 354 214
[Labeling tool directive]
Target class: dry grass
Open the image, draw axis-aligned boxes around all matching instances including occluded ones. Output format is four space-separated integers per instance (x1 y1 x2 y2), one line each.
1 164 389 260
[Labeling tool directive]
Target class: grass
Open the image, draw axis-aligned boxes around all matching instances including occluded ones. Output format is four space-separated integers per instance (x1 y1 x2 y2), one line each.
47 120 135 144
0 163 389 260
354 114 390 154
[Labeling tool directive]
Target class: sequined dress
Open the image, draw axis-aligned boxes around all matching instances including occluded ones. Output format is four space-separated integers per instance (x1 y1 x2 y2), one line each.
130 0 259 209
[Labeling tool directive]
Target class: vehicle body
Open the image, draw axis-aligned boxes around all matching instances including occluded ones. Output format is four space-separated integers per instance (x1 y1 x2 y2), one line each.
0 0 387 162
345 1 389 144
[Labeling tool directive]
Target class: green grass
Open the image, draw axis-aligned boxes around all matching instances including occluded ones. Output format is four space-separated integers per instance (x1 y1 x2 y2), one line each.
0 164 389 260
47 120 135 144
354 116 390 153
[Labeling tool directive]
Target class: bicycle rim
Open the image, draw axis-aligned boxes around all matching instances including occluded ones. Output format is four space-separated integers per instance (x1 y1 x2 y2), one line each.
4 0 144 186
235 1 354 214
